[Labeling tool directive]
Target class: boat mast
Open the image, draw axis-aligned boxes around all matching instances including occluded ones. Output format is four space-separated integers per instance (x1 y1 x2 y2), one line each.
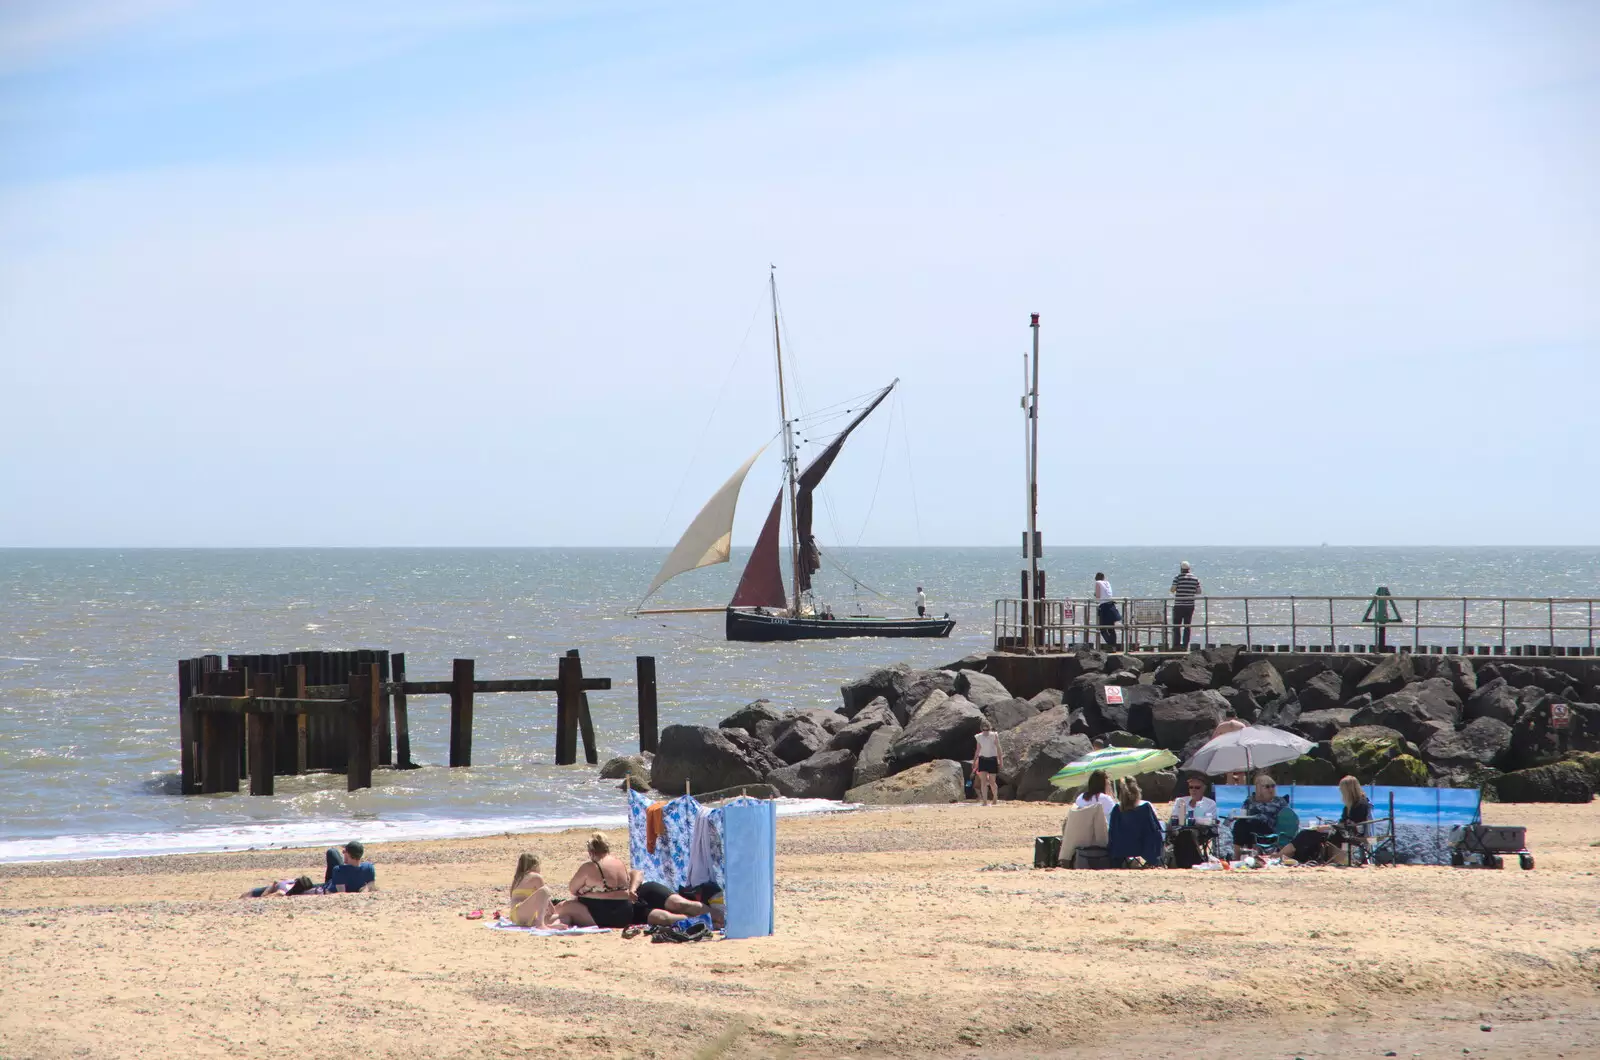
771 267 802 615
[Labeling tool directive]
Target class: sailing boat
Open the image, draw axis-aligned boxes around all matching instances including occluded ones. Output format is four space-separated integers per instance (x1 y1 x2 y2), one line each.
637 271 955 642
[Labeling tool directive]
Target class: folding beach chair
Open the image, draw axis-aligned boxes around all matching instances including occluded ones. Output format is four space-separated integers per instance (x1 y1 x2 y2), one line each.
1258 806 1300 856
1348 792 1397 867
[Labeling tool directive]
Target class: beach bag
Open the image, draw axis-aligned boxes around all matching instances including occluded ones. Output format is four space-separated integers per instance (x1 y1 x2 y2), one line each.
1172 828 1204 869
1073 845 1111 870
1033 835 1062 869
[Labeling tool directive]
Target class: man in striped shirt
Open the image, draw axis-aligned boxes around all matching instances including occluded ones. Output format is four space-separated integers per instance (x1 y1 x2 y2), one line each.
1170 561 1202 648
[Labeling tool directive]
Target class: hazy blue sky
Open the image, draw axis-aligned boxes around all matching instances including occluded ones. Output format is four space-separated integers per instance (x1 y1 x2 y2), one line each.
1 1 1595 547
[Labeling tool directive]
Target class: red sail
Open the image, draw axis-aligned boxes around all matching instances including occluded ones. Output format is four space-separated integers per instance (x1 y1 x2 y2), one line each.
730 491 787 609
795 384 893 593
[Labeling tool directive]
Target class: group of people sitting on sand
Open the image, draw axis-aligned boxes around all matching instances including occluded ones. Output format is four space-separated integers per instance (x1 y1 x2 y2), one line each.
240 840 377 897
505 831 722 937
1063 769 1372 869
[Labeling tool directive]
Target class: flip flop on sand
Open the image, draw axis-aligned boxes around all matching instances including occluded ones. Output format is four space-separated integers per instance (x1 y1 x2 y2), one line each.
464 909 484 920
621 925 644 939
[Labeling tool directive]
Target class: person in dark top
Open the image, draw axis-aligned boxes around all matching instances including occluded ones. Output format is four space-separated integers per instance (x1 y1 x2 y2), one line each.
553 832 634 928
1230 775 1290 852
1169 561 1202 648
1281 776 1372 864
324 840 377 893
1107 777 1164 868
630 880 724 930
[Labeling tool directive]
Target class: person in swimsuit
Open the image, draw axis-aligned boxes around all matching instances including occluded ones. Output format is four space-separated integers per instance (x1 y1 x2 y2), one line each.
508 852 557 927
971 717 1001 806
552 832 634 928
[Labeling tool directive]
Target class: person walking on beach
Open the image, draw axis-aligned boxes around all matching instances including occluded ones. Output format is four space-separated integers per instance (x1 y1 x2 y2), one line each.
971 718 1001 806
1169 561 1201 649
1093 572 1119 649
916 586 927 618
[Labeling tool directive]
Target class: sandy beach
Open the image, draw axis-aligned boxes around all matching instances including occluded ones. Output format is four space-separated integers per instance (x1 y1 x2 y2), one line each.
2 800 1598 1060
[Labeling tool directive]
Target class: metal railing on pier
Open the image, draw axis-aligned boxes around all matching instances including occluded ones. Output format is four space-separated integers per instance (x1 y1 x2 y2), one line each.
992 595 1600 656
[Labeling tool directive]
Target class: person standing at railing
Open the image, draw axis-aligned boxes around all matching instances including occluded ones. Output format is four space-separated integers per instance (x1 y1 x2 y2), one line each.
1170 561 1202 649
1093 572 1119 649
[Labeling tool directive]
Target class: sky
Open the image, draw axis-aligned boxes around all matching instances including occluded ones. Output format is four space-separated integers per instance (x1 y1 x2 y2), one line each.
0 0 1595 548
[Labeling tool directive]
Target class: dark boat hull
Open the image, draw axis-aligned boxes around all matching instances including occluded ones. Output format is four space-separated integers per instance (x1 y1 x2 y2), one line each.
725 607 955 642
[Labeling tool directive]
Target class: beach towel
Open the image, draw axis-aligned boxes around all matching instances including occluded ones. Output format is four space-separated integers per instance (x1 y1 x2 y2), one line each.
485 919 611 935
628 789 702 888
646 800 668 853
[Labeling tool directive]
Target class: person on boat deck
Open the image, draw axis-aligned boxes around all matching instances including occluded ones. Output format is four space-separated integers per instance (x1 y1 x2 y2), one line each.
916 586 927 618
1280 775 1372 865
1093 573 1119 649
552 832 635 928
1230 774 1291 852
1107 777 1163 867
508 852 558 927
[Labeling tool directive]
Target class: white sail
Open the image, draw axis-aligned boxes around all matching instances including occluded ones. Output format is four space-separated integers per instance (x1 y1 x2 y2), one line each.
642 444 768 601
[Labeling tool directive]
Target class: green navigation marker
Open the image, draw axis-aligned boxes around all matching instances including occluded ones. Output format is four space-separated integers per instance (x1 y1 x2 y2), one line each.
1361 586 1405 625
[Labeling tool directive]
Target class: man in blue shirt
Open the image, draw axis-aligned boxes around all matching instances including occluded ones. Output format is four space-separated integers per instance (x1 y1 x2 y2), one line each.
324 840 377 893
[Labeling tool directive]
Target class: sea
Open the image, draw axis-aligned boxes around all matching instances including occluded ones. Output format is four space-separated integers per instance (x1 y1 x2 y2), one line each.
2 546 1595 863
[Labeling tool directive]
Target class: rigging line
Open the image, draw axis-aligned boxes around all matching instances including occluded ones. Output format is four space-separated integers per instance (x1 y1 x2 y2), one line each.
898 381 924 547
823 551 893 600
649 292 767 549
854 387 897 546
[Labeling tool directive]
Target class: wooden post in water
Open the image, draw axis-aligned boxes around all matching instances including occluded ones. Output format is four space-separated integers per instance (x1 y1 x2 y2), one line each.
178 658 199 794
346 664 377 791
636 656 658 755
556 653 578 766
285 664 308 774
247 673 276 796
449 658 475 767
567 650 598 766
200 669 245 794
376 650 393 767
391 652 413 768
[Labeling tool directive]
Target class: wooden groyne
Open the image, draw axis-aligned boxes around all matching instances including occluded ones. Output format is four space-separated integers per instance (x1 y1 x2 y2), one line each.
176 649 661 796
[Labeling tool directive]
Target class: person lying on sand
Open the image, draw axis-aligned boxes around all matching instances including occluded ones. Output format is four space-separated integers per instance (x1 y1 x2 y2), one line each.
630 880 724 930
551 832 634 928
508 852 558 928
241 875 317 898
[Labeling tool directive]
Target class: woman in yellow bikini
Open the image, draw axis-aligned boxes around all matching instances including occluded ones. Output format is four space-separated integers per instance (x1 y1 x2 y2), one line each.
508 852 557 928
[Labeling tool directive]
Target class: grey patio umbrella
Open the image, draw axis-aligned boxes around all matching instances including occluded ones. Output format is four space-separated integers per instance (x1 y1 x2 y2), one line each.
1182 725 1314 776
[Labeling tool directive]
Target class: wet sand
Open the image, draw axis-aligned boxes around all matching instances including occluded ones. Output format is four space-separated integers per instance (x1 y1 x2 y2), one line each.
1 801 1597 1059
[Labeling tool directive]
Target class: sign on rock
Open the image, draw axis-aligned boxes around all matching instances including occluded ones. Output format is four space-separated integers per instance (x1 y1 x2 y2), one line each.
1104 686 1125 705
1551 703 1570 730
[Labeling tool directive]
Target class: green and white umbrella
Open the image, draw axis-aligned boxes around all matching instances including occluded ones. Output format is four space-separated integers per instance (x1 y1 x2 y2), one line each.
1049 746 1179 789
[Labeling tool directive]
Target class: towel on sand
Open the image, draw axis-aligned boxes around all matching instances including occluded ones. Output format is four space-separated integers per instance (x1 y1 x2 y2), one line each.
485 919 611 935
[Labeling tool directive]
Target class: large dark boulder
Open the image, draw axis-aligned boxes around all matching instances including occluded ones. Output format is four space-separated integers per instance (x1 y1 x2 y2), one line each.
769 716 831 764
719 699 783 735
889 693 984 771
1150 690 1228 750
651 725 784 794
1058 651 1107 682
845 760 965 805
1437 656 1477 701
785 707 847 734
1203 645 1244 675
1502 665 1576 695
1422 717 1512 771
852 723 902 787
1155 653 1215 693
1283 658 1338 692
1373 754 1429 786
1132 769 1176 802
1510 699 1600 768
1176 730 1217 771
1028 688 1064 711
1295 708 1357 742
1217 686 1260 723
1014 731 1096 801
1080 679 1161 736
840 663 913 717
983 696 1039 732
1355 655 1415 700
1066 672 1138 719
1256 692 1303 731
955 669 1014 711
1233 660 1286 703
1489 761 1595 804
1298 670 1346 714
1339 655 1375 697
1331 725 1409 782
1103 654 1145 676
904 688 950 723
828 700 896 753
1465 677 1519 724
1352 679 1461 745
767 749 858 800
897 675 960 725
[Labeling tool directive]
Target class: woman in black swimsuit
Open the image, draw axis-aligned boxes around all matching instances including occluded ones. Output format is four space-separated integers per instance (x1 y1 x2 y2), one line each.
552 832 635 928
